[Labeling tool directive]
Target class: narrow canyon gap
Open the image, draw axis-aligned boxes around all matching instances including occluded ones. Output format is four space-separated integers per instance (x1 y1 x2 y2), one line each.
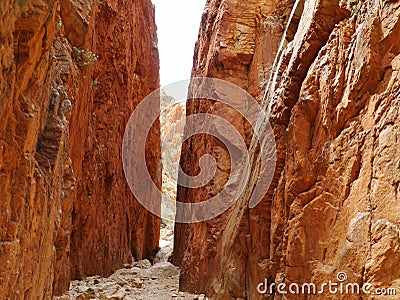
1 0 400 299
153 0 206 251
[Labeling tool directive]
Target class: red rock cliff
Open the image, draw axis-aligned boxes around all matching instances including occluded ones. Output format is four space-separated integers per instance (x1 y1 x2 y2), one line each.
175 0 400 299
66 0 161 287
0 0 160 297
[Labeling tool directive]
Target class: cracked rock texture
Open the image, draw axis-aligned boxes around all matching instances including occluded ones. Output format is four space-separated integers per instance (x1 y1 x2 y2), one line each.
0 0 160 297
175 0 400 299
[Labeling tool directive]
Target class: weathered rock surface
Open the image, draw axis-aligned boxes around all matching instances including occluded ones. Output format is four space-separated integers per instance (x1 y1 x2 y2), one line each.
0 0 77 297
175 0 400 299
269 1 400 298
0 0 160 297
174 0 291 297
67 0 161 287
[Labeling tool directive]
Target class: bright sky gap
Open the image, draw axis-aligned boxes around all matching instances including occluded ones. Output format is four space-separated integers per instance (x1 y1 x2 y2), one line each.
151 0 207 87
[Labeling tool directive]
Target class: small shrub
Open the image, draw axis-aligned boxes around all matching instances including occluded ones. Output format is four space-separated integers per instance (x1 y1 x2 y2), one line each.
342 0 358 15
72 47 98 67
92 77 100 86
281 13 288 28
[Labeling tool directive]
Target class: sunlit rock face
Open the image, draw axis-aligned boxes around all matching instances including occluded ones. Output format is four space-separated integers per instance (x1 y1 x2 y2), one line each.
160 91 185 223
0 0 160 297
174 0 400 299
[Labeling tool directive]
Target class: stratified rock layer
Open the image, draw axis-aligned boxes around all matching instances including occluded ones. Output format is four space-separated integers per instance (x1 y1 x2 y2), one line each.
175 0 400 299
0 0 160 297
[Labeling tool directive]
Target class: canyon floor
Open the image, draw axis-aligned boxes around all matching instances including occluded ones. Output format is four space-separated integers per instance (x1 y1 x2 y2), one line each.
55 224 202 300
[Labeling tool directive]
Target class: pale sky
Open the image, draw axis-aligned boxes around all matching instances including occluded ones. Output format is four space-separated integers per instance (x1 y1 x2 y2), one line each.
151 0 206 86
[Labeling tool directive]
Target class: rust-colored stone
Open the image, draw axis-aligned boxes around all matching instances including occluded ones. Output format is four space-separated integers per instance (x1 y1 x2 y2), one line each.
67 0 161 285
175 0 400 299
174 0 287 298
0 0 160 297
0 0 76 297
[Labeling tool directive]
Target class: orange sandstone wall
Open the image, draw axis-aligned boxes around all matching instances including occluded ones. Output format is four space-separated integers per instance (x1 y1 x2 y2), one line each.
175 0 400 299
0 0 160 297
66 0 161 286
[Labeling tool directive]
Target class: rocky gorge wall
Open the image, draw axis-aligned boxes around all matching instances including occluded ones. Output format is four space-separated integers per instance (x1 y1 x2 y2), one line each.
174 0 287 297
175 0 400 299
0 0 160 297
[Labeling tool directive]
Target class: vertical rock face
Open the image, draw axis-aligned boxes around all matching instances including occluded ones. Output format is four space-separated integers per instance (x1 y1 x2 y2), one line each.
175 0 400 299
0 0 160 297
269 1 400 298
67 0 161 285
174 0 290 297
0 0 76 297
